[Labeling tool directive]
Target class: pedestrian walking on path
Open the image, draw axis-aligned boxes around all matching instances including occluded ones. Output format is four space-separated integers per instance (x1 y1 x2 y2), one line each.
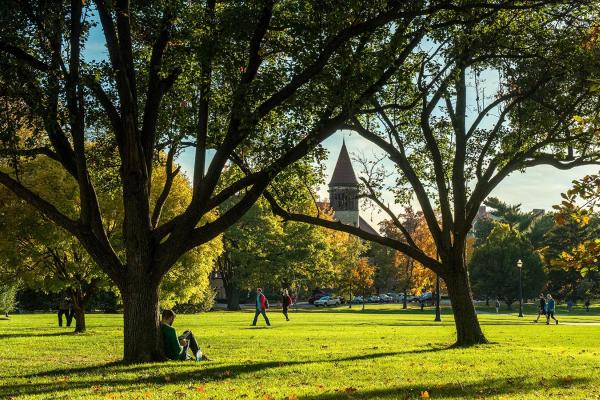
282 289 293 321
534 294 546 323
495 298 500 313
585 299 591 312
252 288 271 326
546 294 558 325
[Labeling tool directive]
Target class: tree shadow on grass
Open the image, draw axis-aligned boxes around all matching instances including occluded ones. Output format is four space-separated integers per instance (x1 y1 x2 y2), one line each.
3 366 588 399
300 376 590 399
0 331 76 339
6 348 451 397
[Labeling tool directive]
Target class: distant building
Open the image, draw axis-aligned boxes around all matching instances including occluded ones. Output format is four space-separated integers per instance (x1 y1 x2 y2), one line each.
325 140 378 236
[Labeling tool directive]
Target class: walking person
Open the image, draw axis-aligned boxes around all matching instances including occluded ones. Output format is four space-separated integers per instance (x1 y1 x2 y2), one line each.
57 296 71 327
567 299 574 312
585 299 591 312
66 297 75 327
546 294 558 325
534 294 546 323
495 298 500 313
282 289 293 321
252 288 271 326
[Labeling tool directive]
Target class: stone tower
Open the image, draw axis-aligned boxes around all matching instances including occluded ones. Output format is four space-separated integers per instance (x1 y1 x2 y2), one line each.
328 140 359 227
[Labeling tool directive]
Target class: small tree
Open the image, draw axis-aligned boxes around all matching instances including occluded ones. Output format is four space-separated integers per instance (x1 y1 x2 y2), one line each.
352 259 375 311
0 282 18 317
470 223 545 308
553 173 600 276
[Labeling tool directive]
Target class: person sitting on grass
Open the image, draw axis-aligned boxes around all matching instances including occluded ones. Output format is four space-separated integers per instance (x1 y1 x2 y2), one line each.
545 294 558 325
160 309 209 361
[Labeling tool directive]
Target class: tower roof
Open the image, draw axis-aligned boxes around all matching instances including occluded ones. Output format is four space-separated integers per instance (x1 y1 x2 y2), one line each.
329 140 358 186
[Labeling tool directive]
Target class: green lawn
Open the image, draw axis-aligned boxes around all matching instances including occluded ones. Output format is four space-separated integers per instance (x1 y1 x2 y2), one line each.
1 305 599 400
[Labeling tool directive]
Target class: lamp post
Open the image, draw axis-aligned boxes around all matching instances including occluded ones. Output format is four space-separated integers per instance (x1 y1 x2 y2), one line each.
434 249 441 322
517 259 523 317
434 273 441 322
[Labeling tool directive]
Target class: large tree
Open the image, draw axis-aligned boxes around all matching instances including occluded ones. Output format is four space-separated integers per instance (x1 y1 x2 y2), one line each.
0 156 221 332
1 0 493 361
267 3 600 345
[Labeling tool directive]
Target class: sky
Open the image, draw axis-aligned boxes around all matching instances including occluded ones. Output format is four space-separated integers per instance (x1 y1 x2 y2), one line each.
82 13 598 228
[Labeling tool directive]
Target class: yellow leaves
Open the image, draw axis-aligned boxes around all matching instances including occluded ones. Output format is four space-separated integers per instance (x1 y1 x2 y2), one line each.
286 394 299 400
262 394 274 400
420 390 430 398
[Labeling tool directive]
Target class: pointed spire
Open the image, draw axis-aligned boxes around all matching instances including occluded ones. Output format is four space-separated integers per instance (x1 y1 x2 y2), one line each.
329 139 358 186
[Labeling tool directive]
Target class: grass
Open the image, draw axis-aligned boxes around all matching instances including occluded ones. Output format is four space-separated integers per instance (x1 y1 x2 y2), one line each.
1 304 599 400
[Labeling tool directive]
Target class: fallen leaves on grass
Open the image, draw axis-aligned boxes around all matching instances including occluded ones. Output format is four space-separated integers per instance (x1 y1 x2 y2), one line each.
195 385 206 393
335 387 358 394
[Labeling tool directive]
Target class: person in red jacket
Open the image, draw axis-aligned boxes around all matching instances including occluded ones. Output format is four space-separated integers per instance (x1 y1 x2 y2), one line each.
252 288 271 326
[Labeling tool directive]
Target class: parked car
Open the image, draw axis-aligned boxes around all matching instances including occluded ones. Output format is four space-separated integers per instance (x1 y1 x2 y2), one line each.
419 292 433 302
351 296 364 304
314 296 341 307
368 295 381 303
308 292 329 304
379 294 393 303
386 293 402 302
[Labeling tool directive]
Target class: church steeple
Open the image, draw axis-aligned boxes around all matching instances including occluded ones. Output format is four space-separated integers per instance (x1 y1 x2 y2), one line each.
329 139 358 186
328 139 359 226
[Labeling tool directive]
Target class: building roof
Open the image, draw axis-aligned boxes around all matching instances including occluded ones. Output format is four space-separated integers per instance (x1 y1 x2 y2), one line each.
328 140 358 186
359 216 379 236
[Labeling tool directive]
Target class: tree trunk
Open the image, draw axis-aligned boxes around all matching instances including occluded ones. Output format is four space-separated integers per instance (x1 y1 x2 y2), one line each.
224 283 241 311
485 296 489 306
444 267 488 346
121 280 164 363
403 288 408 309
73 307 86 333
69 288 88 333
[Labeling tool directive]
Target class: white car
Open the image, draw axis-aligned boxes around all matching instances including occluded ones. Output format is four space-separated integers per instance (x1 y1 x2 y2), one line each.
314 296 341 307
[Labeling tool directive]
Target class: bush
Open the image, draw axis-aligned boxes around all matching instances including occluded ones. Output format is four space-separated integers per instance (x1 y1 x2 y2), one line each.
172 286 217 314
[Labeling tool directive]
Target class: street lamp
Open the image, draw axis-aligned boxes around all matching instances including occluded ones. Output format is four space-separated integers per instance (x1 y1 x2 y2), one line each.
434 273 441 322
517 259 523 317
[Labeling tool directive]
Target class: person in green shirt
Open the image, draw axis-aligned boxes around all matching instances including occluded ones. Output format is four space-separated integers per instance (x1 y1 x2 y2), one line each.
545 294 558 325
160 309 207 361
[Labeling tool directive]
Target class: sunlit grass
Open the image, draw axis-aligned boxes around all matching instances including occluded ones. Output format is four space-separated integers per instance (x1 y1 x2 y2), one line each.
1 304 599 399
